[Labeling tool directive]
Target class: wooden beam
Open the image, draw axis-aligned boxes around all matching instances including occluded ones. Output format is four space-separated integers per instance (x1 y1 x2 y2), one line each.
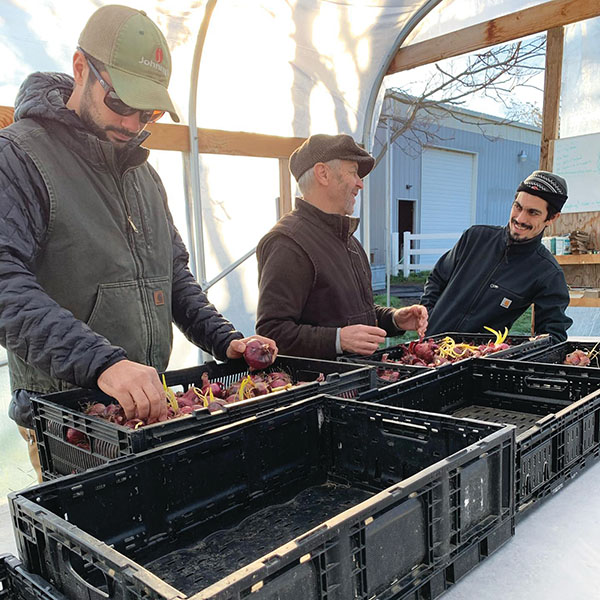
143 122 190 152
278 157 293 217
568 298 600 308
192 128 304 159
540 27 564 171
145 123 305 157
387 0 600 75
0 106 14 129
0 106 304 157
556 254 600 265
144 124 305 157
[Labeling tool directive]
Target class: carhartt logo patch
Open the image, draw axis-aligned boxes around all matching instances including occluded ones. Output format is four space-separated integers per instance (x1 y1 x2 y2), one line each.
500 297 512 309
154 290 165 306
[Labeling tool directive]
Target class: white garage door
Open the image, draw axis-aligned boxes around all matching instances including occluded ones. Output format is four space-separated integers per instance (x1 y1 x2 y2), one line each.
418 147 475 267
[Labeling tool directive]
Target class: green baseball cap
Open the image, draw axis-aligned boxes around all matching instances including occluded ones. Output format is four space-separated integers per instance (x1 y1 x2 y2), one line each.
78 4 179 122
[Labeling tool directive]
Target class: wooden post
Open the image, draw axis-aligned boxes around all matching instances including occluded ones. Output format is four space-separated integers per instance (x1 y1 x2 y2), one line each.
540 26 564 171
535 26 565 334
278 157 292 218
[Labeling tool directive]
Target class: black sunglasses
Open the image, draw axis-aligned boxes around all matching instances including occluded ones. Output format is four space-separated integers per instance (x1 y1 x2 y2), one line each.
82 51 165 124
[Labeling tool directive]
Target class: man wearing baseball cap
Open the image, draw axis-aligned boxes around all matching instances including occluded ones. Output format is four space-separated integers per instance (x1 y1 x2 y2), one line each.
421 170 573 341
0 4 276 480
256 133 428 359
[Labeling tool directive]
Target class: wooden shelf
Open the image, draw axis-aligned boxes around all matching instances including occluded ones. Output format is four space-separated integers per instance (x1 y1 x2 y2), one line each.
568 297 600 307
556 254 600 265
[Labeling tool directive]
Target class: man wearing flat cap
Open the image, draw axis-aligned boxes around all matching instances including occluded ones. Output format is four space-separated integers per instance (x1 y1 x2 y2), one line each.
256 133 428 359
421 170 573 341
0 4 275 480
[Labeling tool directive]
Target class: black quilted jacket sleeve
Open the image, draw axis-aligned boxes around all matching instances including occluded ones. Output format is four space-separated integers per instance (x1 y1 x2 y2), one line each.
0 135 127 388
147 167 244 361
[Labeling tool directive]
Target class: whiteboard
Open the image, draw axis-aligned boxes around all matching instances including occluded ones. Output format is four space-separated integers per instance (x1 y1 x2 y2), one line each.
554 133 600 213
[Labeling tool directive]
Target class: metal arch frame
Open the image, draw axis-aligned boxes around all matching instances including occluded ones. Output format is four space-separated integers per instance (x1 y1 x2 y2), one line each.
360 0 445 262
184 0 445 298
186 0 217 287
185 0 260 294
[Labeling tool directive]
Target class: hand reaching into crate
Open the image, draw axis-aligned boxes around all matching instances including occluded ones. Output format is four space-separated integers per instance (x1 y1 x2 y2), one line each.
97 359 168 423
393 304 428 340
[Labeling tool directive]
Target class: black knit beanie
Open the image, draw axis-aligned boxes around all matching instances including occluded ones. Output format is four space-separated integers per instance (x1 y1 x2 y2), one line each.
516 170 568 212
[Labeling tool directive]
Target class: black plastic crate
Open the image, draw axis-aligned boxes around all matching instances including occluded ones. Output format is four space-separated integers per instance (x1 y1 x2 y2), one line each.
358 358 600 517
340 332 552 384
0 555 66 600
32 356 375 480
11 395 514 600
514 339 600 368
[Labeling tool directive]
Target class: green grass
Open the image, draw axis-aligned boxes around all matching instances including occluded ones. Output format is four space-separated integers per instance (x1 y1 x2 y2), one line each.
508 306 533 336
373 294 406 309
389 271 430 285
373 293 423 346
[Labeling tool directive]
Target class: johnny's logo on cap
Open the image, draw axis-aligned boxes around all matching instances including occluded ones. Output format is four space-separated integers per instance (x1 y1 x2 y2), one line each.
155 47 163 63
138 55 169 77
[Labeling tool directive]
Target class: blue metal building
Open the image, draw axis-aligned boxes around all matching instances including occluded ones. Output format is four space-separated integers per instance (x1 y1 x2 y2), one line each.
368 94 541 270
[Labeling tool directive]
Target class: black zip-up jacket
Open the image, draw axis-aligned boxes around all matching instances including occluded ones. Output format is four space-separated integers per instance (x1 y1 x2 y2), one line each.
1 72 243 426
421 225 572 341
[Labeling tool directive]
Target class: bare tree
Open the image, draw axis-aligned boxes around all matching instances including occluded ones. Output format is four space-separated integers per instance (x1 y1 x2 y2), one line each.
375 35 546 164
504 99 543 128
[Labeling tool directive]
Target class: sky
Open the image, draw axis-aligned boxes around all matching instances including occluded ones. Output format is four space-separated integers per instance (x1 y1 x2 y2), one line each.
384 33 546 125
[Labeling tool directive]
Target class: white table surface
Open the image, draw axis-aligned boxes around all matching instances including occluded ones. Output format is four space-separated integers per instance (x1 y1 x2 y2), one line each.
443 459 600 600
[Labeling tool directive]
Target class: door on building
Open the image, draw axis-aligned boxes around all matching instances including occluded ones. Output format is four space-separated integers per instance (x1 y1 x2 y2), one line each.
419 147 475 267
398 199 414 263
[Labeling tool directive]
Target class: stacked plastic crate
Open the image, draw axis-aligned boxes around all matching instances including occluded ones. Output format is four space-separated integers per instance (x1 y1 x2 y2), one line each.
6 334 600 599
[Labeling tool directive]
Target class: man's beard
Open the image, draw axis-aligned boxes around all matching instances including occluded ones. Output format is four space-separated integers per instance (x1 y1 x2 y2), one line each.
79 81 136 149
509 219 534 242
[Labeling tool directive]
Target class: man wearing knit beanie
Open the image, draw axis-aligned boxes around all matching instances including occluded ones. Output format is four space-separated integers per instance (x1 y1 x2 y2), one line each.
421 170 573 341
256 133 428 359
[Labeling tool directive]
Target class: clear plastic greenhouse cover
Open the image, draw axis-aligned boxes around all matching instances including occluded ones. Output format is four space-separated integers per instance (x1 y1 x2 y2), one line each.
6 0 590 140
2 0 598 365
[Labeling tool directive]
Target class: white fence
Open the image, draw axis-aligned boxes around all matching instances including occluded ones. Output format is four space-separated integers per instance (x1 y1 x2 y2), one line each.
402 231 462 277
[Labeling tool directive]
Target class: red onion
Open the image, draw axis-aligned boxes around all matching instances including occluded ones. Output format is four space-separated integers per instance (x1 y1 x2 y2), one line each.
207 400 227 413
413 341 435 363
243 338 275 370
200 372 224 398
66 428 88 447
86 402 106 416
251 381 270 396
177 396 196 409
266 372 291 387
